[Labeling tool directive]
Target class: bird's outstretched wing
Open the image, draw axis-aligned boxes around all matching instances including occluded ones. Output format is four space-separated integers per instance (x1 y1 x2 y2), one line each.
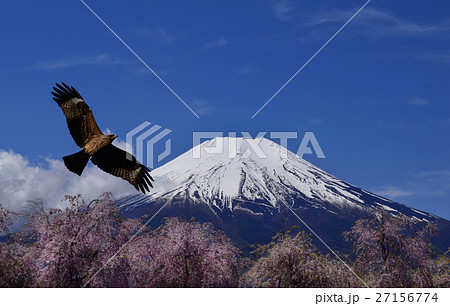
91 144 153 193
51 82 103 148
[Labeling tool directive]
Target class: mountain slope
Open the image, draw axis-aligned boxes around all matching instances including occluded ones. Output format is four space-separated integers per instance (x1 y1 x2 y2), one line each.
118 137 450 252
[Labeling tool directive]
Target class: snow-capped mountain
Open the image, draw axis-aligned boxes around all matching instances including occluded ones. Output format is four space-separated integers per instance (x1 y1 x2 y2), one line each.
118 137 450 252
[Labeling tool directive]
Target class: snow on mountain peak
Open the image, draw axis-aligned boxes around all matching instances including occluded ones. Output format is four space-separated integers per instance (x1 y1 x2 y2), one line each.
117 137 447 252
143 137 366 212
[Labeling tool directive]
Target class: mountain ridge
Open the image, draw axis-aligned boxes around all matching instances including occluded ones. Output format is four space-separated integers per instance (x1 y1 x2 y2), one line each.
118 137 449 252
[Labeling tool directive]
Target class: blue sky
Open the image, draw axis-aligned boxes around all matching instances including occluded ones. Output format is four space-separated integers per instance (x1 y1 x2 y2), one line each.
0 0 449 219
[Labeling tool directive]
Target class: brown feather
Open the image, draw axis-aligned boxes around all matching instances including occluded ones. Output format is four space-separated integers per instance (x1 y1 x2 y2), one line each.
91 144 153 192
52 83 103 148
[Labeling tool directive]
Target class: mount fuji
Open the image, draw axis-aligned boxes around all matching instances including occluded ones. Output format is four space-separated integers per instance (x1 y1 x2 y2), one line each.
117 137 450 252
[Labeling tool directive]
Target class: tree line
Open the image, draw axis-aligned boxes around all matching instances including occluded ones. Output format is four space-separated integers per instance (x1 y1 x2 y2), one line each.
0 193 448 287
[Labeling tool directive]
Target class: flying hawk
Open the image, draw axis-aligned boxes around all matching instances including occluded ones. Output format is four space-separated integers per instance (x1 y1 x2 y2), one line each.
51 82 153 193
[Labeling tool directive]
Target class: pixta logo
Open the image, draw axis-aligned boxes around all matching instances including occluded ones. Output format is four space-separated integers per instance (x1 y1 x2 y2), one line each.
126 121 172 168
192 132 325 159
127 125 325 167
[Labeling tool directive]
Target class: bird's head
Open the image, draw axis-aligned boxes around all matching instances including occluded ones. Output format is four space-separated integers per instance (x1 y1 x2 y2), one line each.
109 134 119 141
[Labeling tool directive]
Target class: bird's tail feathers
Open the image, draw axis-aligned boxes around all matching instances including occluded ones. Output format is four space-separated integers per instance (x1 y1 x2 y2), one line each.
63 150 90 176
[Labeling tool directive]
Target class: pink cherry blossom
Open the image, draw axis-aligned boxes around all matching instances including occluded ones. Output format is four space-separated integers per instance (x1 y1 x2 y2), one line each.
344 209 436 287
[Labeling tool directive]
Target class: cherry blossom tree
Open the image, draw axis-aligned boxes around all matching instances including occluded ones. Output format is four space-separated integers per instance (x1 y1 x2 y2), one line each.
0 203 12 234
0 242 35 287
344 210 435 287
16 193 142 287
128 218 243 287
1 203 34 287
2 197 447 288
430 248 450 288
241 230 350 288
2 197 244 288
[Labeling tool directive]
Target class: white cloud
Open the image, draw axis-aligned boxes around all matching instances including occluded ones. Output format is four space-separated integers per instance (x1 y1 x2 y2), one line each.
417 170 450 178
203 38 228 49
418 52 450 65
271 0 296 21
414 170 450 196
238 65 262 75
375 169 450 202
306 7 449 39
374 186 415 198
0 149 140 214
192 99 214 116
33 54 124 70
408 97 429 106
135 26 177 45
